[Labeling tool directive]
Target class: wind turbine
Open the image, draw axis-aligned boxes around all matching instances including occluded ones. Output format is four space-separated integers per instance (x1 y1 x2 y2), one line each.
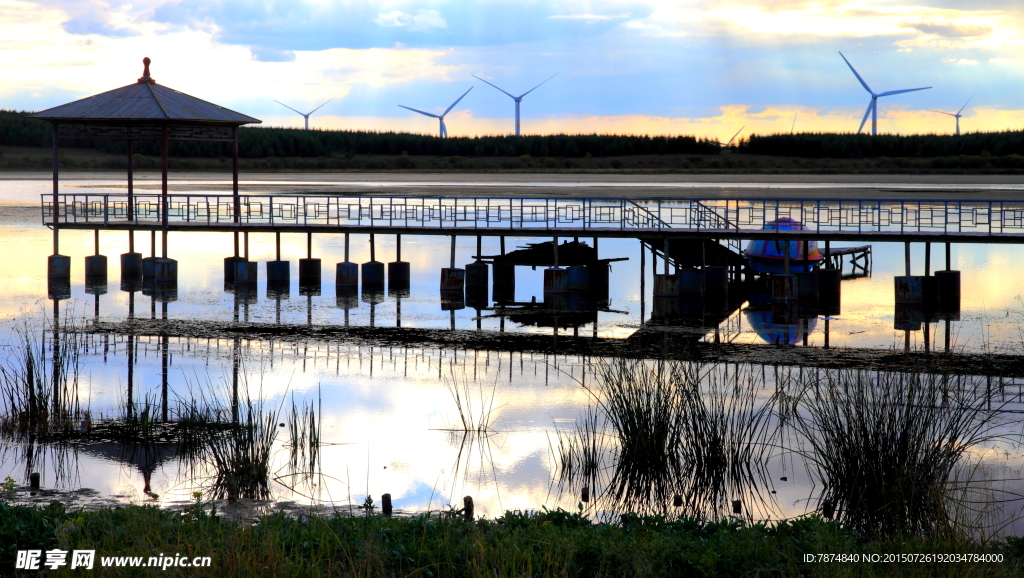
472 73 557 136
930 93 975 136
398 87 473 138
274 98 334 130
719 126 745 147
839 52 931 135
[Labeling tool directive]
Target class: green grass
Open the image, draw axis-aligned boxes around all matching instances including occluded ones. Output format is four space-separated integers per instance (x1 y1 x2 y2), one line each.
1 502 1022 577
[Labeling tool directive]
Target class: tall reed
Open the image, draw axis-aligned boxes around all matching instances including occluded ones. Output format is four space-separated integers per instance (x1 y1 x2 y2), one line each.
789 369 1011 539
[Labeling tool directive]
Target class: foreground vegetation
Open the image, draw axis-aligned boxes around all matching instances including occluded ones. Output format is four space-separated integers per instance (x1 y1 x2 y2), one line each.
1 502 1022 577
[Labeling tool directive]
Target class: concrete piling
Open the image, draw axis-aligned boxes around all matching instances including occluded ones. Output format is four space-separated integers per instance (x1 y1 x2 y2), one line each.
224 256 246 283
796 271 818 301
894 276 924 305
362 234 385 290
653 273 680 297
772 274 797 302
441 235 465 291
387 233 411 292
543 267 568 293
267 260 290 283
48 254 71 281
153 258 177 282
935 269 961 311
298 232 321 287
704 266 728 299
85 255 107 282
336 262 358 288
679 268 704 295
492 263 515 303
234 260 258 285
336 232 358 288
465 261 488 289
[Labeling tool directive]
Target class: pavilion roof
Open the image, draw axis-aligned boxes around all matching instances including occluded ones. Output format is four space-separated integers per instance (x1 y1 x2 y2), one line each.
29 58 261 127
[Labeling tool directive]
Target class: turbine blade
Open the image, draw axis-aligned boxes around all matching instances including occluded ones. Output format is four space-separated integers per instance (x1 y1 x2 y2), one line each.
726 126 745 146
876 87 931 97
440 118 447 138
839 52 875 96
307 98 335 115
517 73 558 99
858 101 872 133
398 105 440 118
472 75 516 99
274 100 307 115
928 110 956 116
442 87 473 117
958 92 975 115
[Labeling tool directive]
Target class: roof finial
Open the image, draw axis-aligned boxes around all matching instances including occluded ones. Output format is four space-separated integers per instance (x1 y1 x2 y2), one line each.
138 57 155 84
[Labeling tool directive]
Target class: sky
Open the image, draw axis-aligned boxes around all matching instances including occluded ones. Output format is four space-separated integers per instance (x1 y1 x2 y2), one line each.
3 0 1024 140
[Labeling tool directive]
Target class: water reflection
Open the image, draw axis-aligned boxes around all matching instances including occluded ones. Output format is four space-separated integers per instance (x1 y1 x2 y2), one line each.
557 359 779 521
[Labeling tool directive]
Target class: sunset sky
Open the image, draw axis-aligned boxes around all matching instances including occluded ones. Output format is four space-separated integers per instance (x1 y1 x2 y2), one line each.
3 0 1024 140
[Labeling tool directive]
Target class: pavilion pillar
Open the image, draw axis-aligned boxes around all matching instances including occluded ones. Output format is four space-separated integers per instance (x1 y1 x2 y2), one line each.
48 122 70 286
121 139 142 281
154 125 176 282
224 127 246 283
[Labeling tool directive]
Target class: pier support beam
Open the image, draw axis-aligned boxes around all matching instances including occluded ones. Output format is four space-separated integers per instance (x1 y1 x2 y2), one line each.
362 233 385 291
142 231 158 278
267 231 290 283
336 233 358 288
299 232 321 288
122 229 142 281
84 229 107 283
387 233 410 293
441 235 465 292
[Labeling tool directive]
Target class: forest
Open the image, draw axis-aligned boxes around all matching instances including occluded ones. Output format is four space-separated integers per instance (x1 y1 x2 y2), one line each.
0 110 719 158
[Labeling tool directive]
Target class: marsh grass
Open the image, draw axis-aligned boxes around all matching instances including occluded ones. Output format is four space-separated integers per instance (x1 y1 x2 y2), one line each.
0 315 85 442
788 368 1015 539
558 358 779 519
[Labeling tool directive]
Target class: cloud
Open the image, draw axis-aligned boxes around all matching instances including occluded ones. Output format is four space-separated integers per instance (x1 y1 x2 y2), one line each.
942 57 979 65
250 47 296 63
906 21 994 38
990 58 1014 64
549 13 630 23
59 0 140 38
374 9 448 32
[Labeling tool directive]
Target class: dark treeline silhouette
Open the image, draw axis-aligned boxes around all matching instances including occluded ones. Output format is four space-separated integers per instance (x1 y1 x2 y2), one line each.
742 131 1024 158
0 110 719 157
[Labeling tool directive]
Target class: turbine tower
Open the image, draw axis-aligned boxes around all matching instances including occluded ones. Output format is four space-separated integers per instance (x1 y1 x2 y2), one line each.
398 87 473 138
472 73 557 136
930 93 975 136
274 98 334 130
840 52 931 135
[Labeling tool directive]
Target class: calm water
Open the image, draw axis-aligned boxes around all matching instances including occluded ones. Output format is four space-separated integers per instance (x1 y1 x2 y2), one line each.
2 178 1024 531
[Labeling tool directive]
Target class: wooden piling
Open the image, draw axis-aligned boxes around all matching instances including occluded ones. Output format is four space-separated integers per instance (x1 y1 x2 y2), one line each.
382 493 393 518
463 495 474 521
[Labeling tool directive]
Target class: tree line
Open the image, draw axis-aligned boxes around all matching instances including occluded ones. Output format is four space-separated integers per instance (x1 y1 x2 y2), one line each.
741 131 1024 158
0 110 719 158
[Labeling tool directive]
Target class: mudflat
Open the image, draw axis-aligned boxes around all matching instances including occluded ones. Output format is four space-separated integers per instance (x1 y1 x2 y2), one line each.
4 171 1024 200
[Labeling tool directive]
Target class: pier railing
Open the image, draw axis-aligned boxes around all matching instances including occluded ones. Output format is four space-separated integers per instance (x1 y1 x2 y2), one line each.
41 194 1024 238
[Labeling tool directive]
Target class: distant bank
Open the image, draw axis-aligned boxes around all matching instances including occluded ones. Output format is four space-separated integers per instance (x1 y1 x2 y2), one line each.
2 109 1024 174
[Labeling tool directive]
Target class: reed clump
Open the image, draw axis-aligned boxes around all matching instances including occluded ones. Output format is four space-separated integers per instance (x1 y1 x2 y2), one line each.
559 358 778 519
789 369 1011 539
0 317 84 442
